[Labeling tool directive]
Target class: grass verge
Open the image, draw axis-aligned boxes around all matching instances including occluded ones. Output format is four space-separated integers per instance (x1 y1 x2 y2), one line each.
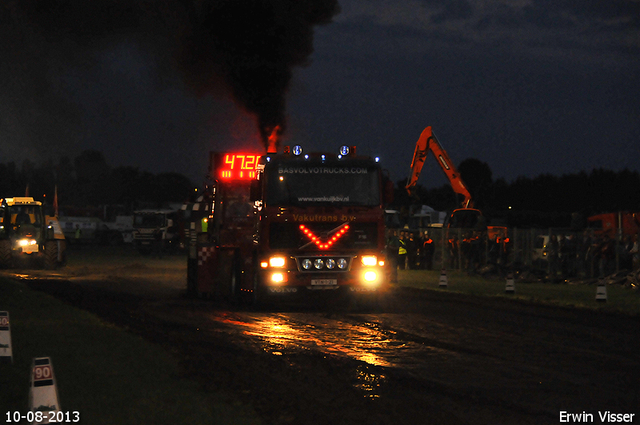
397 269 640 316
0 277 261 425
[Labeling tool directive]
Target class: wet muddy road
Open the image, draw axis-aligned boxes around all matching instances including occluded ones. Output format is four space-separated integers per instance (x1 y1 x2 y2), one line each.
5 247 639 425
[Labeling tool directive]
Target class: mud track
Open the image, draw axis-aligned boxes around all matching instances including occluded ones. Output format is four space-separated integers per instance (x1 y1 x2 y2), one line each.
8 247 640 425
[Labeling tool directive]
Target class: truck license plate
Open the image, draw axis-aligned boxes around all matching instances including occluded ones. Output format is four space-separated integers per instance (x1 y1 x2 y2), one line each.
22 245 38 254
311 279 337 286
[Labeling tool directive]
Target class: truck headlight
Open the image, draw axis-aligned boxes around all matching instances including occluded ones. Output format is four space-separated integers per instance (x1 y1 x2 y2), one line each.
337 258 348 269
361 255 377 266
270 272 285 283
363 271 377 282
269 256 286 268
325 258 336 269
302 259 312 270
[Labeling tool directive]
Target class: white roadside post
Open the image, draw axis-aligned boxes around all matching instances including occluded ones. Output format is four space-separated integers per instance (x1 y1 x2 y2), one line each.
439 269 448 288
595 278 608 302
505 273 515 294
29 357 61 424
0 311 12 364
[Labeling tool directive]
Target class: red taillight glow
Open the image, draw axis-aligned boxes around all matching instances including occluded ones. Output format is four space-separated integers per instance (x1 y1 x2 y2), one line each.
299 224 350 250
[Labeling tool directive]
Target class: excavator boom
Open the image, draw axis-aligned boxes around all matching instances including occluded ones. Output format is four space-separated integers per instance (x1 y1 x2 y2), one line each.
405 126 473 208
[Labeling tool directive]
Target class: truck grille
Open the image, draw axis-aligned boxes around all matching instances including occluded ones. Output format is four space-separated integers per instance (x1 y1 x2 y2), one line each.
294 256 353 272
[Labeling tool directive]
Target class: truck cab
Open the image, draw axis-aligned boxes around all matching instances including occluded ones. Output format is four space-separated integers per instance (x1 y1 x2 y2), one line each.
132 209 179 254
188 146 392 305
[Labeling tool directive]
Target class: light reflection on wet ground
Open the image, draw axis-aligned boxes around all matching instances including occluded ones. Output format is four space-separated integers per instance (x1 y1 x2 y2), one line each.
354 365 387 399
211 311 455 368
215 312 384 365
208 311 453 398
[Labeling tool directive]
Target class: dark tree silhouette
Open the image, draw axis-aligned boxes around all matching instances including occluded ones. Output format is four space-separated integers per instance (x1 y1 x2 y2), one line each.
458 158 493 208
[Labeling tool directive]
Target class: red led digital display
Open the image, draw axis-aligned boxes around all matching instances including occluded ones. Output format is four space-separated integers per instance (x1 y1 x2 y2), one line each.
215 153 261 180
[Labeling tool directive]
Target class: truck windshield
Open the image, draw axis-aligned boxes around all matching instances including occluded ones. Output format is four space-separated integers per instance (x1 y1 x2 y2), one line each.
265 161 381 206
134 213 165 228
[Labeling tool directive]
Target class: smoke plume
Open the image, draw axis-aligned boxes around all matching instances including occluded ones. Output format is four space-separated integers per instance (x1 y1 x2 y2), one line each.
1 0 340 153
179 0 340 150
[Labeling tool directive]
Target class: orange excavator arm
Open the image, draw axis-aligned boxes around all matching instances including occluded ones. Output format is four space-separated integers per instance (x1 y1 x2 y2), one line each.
405 126 474 209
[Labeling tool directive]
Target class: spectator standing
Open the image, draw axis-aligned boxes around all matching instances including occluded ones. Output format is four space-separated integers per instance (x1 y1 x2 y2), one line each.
421 231 435 270
448 235 459 269
630 235 639 271
579 231 593 278
545 234 560 282
386 229 400 283
488 234 500 267
598 233 615 276
620 235 634 271
74 224 82 248
398 231 408 270
560 234 577 278
407 232 418 269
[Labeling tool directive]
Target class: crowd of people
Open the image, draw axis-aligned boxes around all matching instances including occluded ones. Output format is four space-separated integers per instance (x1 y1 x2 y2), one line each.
544 231 639 282
385 229 437 282
386 227 639 283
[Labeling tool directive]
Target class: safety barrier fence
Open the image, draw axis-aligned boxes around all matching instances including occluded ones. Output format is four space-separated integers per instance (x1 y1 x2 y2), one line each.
388 227 638 280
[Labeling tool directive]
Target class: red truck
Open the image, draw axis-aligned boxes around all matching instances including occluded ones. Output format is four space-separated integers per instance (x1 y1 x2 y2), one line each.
187 146 392 305
587 212 640 236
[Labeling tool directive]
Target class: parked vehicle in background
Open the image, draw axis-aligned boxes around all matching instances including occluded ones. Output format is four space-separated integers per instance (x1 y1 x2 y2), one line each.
59 216 131 245
408 209 445 232
104 215 134 244
384 210 402 229
133 209 179 254
587 212 640 237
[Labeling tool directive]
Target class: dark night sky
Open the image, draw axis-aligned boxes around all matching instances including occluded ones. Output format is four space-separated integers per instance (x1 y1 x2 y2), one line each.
1 1 639 189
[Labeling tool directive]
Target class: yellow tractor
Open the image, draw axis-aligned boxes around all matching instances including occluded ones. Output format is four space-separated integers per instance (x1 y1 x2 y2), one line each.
0 197 67 269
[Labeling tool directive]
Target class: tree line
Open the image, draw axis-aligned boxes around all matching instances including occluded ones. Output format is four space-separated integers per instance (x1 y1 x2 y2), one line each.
0 150 195 216
392 158 640 228
2 151 638 227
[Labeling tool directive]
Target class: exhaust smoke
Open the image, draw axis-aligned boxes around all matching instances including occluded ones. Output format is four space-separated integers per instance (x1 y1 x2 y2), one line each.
2 0 340 155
